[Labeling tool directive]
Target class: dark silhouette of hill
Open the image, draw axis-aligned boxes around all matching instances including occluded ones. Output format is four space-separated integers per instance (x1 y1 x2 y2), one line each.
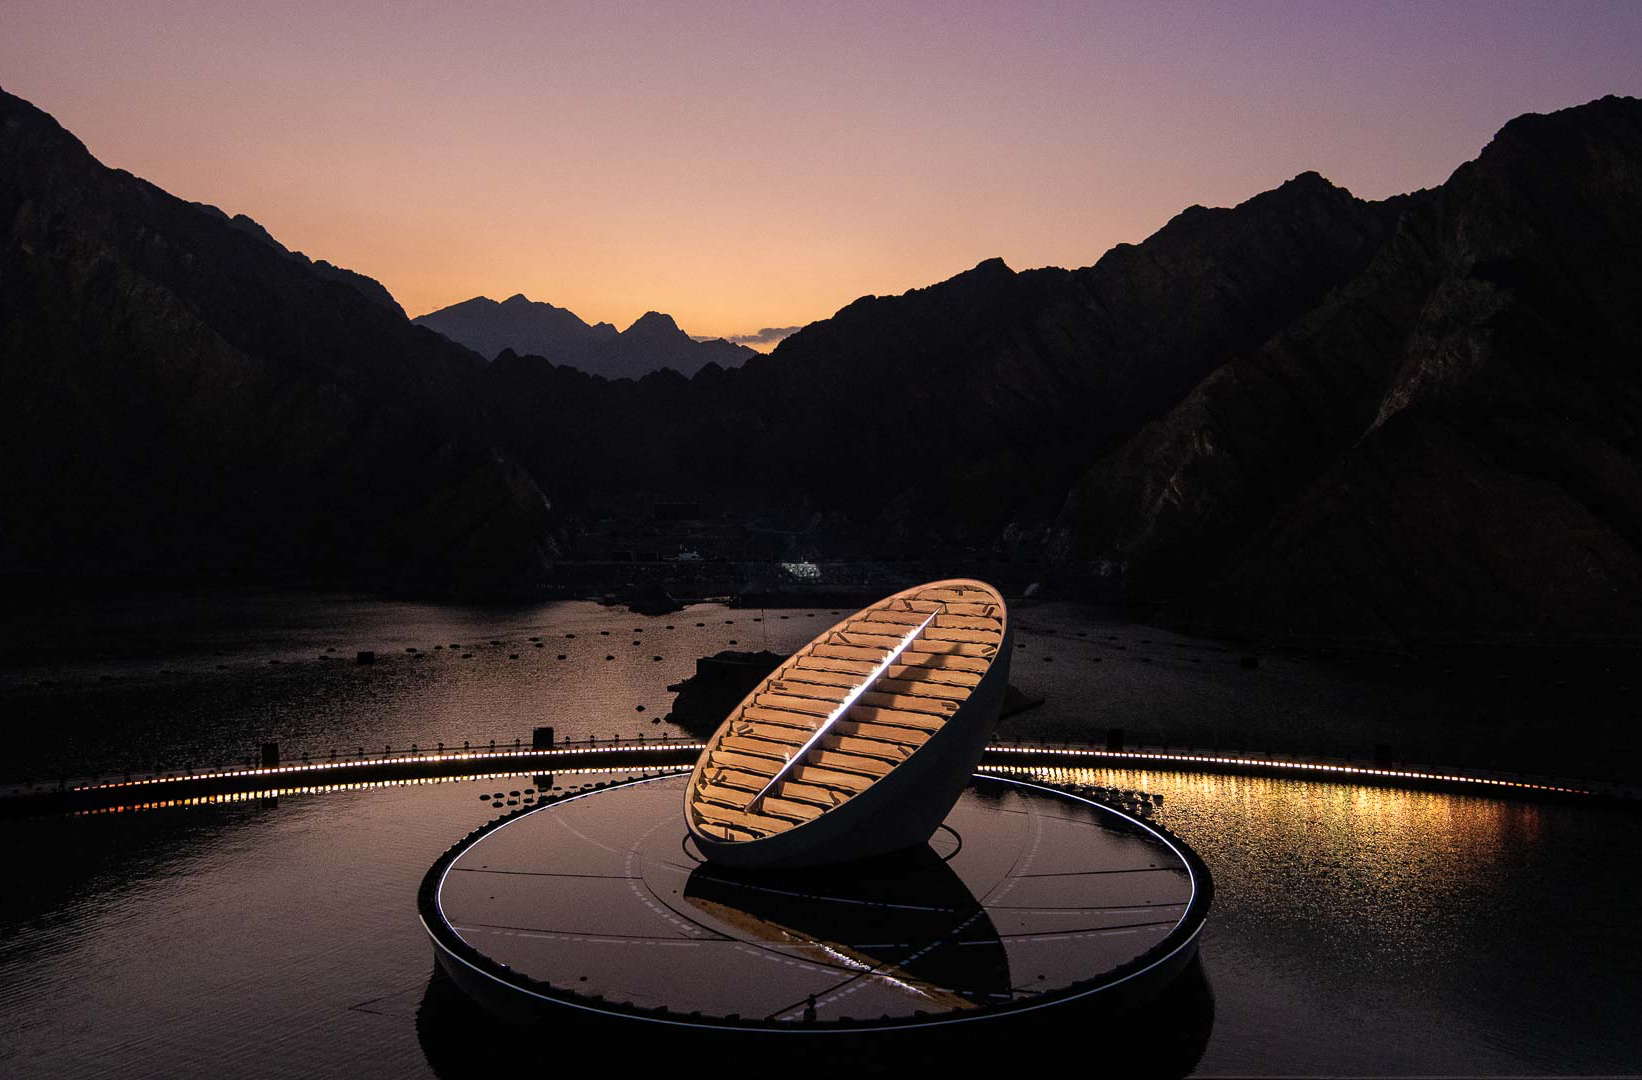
414 294 755 378
481 173 1403 535
1056 96 1642 647
5 83 1639 645
0 86 559 592
191 202 409 318
477 99 1642 645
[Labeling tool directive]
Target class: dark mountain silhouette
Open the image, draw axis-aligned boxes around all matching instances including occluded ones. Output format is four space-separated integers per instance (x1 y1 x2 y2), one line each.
414 294 615 362
481 173 1403 537
476 99 1642 645
1055 96 1642 647
414 294 755 378
5 83 1639 645
191 202 408 317
0 86 559 592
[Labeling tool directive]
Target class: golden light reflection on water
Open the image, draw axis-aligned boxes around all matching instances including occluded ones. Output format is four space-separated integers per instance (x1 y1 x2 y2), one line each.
1017 764 1553 967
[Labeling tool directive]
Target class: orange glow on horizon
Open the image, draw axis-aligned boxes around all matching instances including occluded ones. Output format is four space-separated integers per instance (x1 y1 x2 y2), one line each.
4 3 1638 339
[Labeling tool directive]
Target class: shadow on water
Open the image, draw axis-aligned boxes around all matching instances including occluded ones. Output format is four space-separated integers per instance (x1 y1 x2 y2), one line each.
415 954 1214 1077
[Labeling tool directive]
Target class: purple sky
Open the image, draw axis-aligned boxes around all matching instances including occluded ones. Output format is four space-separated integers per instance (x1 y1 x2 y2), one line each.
4 2 1639 339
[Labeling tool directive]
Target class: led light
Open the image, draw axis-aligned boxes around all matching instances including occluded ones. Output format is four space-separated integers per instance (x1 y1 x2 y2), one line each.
751 608 939 806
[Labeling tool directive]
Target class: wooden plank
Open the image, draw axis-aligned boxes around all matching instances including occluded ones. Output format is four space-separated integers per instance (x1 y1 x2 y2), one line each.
835 719 931 746
793 761 882 791
720 734 799 759
874 676 971 700
809 749 893 776
883 665 981 687
793 655 876 676
698 780 755 809
857 690 956 716
766 678 849 702
739 707 820 734
812 644 892 663
921 627 1002 644
836 631 910 649
775 667 859 689
839 626 999 649
753 693 833 717
708 749 781 775
912 588 993 603
891 653 989 674
819 734 911 763
860 609 925 626
693 800 794 835
770 780 850 808
755 795 825 822
854 612 1001 633
729 723 806 747
932 613 1004 630
696 788 802 824
845 705 944 732
705 767 763 792
905 640 994 658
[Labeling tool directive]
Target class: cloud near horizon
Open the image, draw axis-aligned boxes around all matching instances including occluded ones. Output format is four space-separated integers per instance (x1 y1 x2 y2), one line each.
692 326 803 349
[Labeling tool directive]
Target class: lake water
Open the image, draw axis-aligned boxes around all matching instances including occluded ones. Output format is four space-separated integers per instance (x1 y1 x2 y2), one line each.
1 589 1637 1076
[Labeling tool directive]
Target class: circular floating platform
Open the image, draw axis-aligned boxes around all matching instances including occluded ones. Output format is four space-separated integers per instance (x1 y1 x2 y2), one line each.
419 772 1210 1032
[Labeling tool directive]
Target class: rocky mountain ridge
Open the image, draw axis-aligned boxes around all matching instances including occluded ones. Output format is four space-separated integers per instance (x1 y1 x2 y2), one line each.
479 170 1406 542
414 293 755 379
1055 96 1642 646
0 86 559 593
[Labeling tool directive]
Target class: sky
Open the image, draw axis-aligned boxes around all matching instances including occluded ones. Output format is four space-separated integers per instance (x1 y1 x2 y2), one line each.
3 2 1640 343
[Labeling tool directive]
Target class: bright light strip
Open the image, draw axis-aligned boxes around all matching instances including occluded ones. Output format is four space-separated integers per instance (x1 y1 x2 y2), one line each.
750 608 939 806
54 743 709 793
980 747 1591 795
73 765 695 816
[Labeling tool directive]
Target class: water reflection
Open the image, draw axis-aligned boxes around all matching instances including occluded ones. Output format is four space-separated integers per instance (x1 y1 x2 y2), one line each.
681 845 1011 1011
6 759 1638 1076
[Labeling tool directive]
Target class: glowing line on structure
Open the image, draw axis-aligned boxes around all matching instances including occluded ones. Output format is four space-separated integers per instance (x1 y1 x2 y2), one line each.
750 608 940 806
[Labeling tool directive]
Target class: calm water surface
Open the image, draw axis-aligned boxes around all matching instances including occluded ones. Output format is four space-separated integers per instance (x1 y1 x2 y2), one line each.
0 590 1636 1076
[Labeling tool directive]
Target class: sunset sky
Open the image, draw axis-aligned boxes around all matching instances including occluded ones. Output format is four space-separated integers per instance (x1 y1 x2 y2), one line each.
4 2 1639 342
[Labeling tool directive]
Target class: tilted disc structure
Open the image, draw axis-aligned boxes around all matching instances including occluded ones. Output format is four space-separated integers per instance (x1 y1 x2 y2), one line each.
686 579 1011 867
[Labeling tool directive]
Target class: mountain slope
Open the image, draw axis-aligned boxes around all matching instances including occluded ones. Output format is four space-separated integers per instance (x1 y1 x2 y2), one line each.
1057 96 1642 645
0 87 560 591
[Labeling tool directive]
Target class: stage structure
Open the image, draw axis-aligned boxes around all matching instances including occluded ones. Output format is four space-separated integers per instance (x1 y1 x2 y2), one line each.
418 579 1214 1031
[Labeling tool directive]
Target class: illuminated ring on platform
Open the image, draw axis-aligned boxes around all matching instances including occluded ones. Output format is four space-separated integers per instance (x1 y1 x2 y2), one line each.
417 772 1213 1032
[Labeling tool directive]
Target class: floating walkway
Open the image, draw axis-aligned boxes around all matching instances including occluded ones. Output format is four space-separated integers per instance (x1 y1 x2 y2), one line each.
0 735 1631 818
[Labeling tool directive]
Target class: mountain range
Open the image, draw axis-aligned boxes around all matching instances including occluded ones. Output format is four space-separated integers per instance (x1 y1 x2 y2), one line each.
3 83 1639 646
413 294 756 379
0 87 557 592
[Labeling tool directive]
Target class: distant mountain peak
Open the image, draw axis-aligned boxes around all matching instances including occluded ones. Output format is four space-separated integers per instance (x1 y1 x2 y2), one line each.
625 310 681 335
413 295 753 379
1282 169 1331 188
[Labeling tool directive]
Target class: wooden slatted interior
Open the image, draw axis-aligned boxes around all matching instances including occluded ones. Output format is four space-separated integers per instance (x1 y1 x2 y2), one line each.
689 581 1003 842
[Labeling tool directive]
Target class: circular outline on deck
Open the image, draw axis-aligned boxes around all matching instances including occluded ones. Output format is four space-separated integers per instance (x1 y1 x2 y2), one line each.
418 771 1213 1033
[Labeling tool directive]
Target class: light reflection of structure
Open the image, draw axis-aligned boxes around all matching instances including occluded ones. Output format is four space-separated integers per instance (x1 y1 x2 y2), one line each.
686 580 1012 867
419 771 1211 1031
